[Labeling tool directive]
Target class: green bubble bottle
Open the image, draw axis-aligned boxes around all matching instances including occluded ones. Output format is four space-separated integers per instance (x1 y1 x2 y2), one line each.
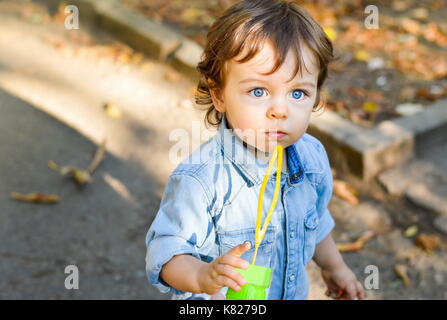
226 145 283 300
226 264 273 300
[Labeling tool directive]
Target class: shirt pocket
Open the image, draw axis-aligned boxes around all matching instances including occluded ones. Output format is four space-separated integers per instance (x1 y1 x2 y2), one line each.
217 226 276 269
303 206 319 265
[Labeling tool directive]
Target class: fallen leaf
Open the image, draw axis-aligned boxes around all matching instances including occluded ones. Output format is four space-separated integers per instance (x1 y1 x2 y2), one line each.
416 86 447 101
354 50 372 62
404 225 418 238
10 192 59 203
394 264 411 287
363 101 378 113
48 160 92 186
415 234 441 252
71 169 92 185
323 27 337 41
333 179 359 205
87 139 107 174
48 140 105 187
336 230 375 252
103 103 122 118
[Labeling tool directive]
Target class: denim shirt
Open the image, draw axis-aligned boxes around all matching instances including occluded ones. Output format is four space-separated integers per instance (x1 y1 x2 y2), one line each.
145 114 335 300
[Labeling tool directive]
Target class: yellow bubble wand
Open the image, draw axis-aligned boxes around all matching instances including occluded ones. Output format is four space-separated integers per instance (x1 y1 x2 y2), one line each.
252 145 283 265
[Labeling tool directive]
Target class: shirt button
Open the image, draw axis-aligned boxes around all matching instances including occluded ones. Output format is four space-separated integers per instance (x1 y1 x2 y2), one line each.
290 231 295 238
289 274 295 282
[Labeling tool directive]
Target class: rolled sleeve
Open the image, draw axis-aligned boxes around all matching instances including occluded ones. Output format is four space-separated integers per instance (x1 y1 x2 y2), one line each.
316 207 335 244
145 173 213 295
314 142 336 244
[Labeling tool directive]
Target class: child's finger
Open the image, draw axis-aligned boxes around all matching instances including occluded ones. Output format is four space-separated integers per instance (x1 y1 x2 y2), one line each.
344 283 358 300
216 275 241 292
215 263 247 287
356 281 365 300
228 241 251 257
218 253 250 270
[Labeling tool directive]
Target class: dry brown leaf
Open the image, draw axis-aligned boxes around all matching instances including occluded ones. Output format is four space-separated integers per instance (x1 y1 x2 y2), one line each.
333 179 359 205
47 140 105 186
416 87 447 101
336 230 376 252
48 160 92 186
394 264 411 287
10 192 59 203
415 234 441 252
87 139 107 174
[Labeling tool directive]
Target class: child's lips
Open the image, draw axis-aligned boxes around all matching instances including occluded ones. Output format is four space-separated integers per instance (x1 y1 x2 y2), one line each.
265 131 287 140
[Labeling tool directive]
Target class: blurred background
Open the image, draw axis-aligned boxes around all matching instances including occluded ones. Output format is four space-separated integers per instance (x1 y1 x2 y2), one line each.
0 0 446 299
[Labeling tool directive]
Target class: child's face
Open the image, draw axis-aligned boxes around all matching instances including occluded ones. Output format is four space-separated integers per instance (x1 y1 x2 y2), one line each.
211 39 319 154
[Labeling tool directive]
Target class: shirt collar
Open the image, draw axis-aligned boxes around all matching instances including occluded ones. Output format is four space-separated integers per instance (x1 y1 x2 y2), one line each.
215 114 320 186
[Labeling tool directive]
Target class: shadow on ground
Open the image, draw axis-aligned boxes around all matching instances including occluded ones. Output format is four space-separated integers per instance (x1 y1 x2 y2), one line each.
0 88 168 299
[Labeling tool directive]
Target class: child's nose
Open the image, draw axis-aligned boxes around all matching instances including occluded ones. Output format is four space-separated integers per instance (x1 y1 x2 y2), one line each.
267 103 288 119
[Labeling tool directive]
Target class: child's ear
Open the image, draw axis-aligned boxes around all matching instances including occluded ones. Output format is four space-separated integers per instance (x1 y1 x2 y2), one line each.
207 79 226 112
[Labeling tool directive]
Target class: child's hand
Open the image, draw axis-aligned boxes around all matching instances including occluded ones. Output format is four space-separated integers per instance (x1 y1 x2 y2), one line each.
197 241 251 295
321 265 365 300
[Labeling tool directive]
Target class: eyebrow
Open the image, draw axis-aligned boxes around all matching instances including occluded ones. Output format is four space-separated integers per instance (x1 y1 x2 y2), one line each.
239 78 316 88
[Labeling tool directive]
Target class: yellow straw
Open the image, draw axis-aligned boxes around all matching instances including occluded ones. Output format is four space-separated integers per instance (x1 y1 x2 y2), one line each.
252 145 283 264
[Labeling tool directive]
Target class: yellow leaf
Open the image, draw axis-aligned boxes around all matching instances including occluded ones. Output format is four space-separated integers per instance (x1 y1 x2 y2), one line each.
103 103 122 118
363 101 378 113
404 225 418 237
355 50 372 62
394 264 411 287
323 27 337 41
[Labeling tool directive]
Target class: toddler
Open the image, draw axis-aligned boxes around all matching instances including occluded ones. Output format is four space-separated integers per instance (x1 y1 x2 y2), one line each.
145 0 365 300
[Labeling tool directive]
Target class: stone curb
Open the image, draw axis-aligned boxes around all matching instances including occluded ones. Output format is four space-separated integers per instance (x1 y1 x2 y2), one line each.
73 0 447 181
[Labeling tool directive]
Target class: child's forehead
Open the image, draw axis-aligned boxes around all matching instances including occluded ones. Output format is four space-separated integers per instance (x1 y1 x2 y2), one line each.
225 39 319 82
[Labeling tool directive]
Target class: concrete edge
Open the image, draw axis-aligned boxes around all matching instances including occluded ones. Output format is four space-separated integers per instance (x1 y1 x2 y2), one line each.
73 0 447 181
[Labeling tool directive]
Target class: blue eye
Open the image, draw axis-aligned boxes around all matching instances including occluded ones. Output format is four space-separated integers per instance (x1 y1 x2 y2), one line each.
249 88 265 97
291 89 305 100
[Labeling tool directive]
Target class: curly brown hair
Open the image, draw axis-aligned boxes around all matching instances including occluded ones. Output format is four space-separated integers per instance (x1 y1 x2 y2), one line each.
194 0 336 129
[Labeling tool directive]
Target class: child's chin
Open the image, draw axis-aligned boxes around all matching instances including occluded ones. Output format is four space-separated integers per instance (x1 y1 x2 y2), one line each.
255 143 283 155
